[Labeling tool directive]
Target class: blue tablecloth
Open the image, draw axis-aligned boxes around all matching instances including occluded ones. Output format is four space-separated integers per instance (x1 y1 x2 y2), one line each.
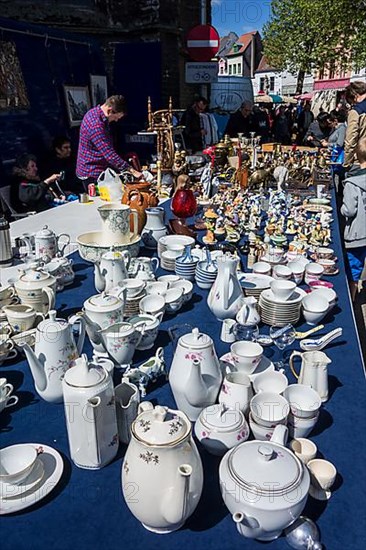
1 194 366 550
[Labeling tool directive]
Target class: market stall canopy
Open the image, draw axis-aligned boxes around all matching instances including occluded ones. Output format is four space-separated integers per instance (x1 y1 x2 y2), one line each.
269 94 283 103
281 95 298 104
254 94 273 103
295 92 314 101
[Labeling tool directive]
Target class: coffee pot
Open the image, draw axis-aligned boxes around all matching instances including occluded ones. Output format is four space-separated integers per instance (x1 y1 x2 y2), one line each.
290 350 331 402
94 247 131 293
22 310 85 403
82 291 126 353
62 354 118 469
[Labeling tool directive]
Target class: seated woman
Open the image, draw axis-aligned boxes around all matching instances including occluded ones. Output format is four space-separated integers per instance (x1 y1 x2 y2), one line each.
12 154 61 213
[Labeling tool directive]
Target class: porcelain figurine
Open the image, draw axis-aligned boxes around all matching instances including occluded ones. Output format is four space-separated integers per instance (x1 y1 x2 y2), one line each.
122 402 204 533
22 310 85 403
63 354 118 469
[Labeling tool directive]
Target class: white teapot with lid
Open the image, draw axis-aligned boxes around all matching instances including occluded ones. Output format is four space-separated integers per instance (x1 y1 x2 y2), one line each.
122 402 203 533
14 263 56 313
168 326 222 420
33 225 70 261
94 247 131 293
22 310 85 403
63 354 118 469
82 291 126 353
219 425 310 541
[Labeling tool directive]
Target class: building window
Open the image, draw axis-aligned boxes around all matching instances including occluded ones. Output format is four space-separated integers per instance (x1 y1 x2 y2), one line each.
319 67 325 80
329 64 335 80
229 65 232 75
238 63 242 75
233 64 237 75
260 77 265 92
0 41 29 110
270 77 275 91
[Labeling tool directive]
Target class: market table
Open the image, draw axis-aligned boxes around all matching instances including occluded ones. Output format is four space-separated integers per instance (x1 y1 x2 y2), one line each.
1 194 365 550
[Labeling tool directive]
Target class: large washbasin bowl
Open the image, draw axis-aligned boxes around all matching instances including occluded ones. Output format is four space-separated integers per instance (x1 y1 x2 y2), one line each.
77 231 141 263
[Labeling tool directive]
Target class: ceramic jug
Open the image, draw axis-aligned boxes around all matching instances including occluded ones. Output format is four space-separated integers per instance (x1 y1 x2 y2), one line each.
94 247 131 293
130 257 159 280
290 350 331 403
121 180 159 234
34 225 70 261
141 207 168 249
207 255 244 320
115 376 140 444
62 354 118 469
122 402 203 533
22 310 85 403
98 322 143 368
236 296 260 326
97 202 139 246
169 326 222 421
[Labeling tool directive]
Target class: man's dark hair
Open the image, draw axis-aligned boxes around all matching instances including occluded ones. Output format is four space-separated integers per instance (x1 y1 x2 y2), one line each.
52 136 70 151
345 81 366 103
12 153 37 178
329 110 347 123
104 95 127 113
317 111 330 124
195 96 208 105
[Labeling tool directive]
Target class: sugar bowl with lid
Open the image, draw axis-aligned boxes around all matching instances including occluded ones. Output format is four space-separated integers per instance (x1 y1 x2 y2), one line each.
219 424 310 541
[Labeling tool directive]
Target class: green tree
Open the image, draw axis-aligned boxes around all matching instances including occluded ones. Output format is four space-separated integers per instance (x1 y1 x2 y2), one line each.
263 0 366 94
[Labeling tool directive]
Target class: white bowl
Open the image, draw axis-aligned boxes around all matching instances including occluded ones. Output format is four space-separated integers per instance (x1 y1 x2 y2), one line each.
0 444 38 484
248 412 276 441
250 391 290 428
270 280 297 301
139 294 165 317
170 279 194 302
77 231 140 263
165 288 184 313
309 287 337 305
283 384 322 418
302 294 330 312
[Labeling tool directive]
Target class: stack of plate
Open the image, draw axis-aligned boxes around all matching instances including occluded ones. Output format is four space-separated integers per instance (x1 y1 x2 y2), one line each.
238 273 274 299
259 288 306 326
158 235 195 259
123 290 146 318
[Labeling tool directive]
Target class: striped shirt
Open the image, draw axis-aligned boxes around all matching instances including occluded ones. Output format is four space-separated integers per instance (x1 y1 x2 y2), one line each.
76 105 129 180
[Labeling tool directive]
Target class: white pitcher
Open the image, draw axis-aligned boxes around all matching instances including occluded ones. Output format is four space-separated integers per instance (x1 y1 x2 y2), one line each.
290 350 331 403
236 296 260 326
63 354 118 469
141 207 168 249
97 202 139 246
207 254 243 320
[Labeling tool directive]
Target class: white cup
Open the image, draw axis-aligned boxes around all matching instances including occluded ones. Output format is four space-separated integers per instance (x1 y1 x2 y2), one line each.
230 341 263 374
302 294 330 312
252 261 271 275
139 294 166 317
219 371 253 414
268 247 284 262
273 265 292 280
0 394 19 413
270 280 297 301
253 370 288 395
3 304 44 334
288 261 305 284
250 391 290 427
283 384 322 419
0 378 14 399
289 438 317 465
307 458 337 500
305 263 324 285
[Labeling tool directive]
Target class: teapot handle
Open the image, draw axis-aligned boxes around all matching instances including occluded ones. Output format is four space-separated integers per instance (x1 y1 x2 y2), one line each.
122 250 131 271
69 314 86 356
86 397 102 467
42 287 55 313
130 209 139 242
289 351 302 379
56 233 71 256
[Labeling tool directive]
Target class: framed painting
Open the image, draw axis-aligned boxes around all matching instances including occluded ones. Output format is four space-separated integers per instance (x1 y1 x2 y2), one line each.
63 85 91 127
90 74 108 106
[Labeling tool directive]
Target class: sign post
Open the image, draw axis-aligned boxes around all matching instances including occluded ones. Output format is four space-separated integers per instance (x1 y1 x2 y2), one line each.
186 25 220 62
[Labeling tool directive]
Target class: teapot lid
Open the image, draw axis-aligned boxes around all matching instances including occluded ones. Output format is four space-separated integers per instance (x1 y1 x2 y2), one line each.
199 404 244 432
20 263 54 283
102 247 124 261
37 310 67 333
64 354 106 387
85 292 122 310
36 225 55 238
227 440 302 496
132 405 190 446
180 328 213 349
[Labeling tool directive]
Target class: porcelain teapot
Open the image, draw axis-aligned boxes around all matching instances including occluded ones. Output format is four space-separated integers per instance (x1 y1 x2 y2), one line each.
168 325 222 421
94 247 131 293
62 354 118 469
30 225 70 261
82 291 126 353
236 296 260 326
22 310 85 403
290 350 331 402
14 263 56 314
122 402 203 533
219 424 310 542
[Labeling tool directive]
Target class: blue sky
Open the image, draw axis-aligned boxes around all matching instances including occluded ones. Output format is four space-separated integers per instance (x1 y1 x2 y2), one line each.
211 0 272 37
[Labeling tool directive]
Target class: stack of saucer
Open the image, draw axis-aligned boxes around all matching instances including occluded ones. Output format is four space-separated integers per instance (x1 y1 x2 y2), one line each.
238 273 273 299
259 288 306 326
123 290 146 318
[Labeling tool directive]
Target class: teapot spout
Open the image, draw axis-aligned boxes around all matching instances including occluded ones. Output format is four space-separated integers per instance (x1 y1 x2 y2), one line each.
94 262 106 293
185 359 210 407
22 343 47 392
162 464 192 526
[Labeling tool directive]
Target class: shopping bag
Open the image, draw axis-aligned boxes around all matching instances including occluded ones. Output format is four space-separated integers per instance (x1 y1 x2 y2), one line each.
97 168 124 201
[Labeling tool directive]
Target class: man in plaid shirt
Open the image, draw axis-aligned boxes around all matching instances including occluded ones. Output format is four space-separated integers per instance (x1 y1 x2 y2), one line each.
76 95 141 188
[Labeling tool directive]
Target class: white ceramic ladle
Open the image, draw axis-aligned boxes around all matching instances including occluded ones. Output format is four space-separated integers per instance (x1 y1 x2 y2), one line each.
300 328 342 352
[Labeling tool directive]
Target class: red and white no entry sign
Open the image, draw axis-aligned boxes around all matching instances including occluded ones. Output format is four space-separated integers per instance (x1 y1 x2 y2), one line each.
186 24 220 62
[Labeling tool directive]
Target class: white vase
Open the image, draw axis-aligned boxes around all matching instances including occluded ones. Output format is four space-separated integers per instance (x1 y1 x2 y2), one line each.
141 207 168 249
207 255 243 320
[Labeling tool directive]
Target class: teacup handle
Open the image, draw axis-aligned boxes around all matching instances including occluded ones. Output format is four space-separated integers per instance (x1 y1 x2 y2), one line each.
6 340 15 351
151 258 160 272
6 349 18 361
3 383 14 398
289 351 302 379
5 395 19 408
